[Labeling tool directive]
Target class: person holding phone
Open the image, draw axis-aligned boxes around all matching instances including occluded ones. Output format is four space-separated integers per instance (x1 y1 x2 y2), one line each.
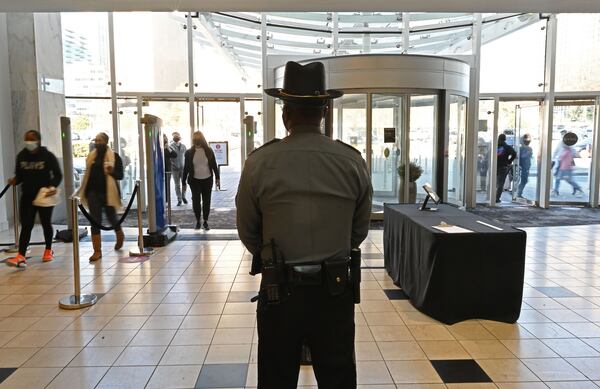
6 130 62 267
182 131 220 230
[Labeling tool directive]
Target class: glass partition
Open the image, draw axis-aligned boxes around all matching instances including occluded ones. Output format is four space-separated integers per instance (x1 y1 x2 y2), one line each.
117 99 140 200
333 94 368 159
477 99 494 204
371 95 404 205
447 95 467 205
409 95 438 202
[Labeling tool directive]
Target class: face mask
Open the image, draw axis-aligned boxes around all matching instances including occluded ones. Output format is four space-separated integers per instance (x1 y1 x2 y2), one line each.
95 144 107 152
194 141 202 148
524 140 531 145
173 138 180 144
25 141 39 151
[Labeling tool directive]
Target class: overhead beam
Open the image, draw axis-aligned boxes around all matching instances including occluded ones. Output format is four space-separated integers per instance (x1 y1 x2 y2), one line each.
3 0 599 13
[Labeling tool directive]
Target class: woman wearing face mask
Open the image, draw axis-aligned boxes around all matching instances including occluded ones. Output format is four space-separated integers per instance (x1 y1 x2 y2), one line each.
77 132 125 261
182 131 220 230
6 130 63 267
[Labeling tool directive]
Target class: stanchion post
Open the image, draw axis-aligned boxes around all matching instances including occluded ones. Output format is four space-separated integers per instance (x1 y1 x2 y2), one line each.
6 186 19 253
59 197 98 309
166 172 172 225
129 180 154 257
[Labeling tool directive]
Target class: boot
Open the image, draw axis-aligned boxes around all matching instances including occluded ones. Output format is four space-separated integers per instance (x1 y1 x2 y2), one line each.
114 229 124 250
89 234 102 261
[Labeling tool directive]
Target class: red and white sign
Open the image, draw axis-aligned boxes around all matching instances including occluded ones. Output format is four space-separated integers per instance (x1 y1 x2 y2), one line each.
209 141 229 166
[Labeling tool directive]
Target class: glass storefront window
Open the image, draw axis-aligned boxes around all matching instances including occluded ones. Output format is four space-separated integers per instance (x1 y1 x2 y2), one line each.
447 95 467 205
117 99 140 200
556 14 600 92
114 12 189 92
62 13 111 97
480 20 546 93
244 99 264 148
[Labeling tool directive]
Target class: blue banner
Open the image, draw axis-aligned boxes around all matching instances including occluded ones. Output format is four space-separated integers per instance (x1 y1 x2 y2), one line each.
152 128 165 229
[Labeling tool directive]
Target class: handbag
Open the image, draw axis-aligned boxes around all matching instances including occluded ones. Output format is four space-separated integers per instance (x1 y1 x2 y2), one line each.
33 187 61 207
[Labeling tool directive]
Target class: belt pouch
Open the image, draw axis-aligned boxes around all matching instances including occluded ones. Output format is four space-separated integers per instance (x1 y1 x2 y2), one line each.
324 258 349 296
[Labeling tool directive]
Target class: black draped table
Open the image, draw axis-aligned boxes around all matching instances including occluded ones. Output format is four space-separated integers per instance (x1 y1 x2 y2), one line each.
384 204 526 324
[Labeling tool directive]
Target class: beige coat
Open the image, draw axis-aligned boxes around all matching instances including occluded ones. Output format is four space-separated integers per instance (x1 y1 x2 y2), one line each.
77 148 122 209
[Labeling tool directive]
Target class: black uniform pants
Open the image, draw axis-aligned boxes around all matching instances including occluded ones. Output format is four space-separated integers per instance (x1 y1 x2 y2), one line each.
87 192 121 235
189 176 213 222
257 284 356 389
19 195 53 256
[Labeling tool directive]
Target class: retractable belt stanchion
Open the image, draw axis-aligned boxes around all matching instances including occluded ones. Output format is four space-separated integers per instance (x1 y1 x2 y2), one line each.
59 196 98 309
6 186 20 253
129 180 155 257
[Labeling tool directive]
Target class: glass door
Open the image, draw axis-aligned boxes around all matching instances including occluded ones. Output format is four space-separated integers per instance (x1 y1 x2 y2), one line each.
371 95 404 205
550 100 596 204
497 100 542 205
477 99 495 204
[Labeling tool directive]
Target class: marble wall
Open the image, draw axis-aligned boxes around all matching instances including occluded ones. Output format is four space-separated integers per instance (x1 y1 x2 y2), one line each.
4 12 67 226
0 14 16 230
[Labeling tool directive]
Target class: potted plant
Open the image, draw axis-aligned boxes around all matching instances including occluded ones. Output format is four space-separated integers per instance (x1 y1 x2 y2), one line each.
397 161 423 203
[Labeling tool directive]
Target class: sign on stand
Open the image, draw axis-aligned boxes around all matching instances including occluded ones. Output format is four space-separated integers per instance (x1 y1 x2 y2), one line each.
210 141 229 166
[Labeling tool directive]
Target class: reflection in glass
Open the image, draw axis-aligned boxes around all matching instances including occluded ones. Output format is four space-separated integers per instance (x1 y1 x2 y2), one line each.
550 102 595 203
117 99 140 200
409 95 437 202
447 95 467 205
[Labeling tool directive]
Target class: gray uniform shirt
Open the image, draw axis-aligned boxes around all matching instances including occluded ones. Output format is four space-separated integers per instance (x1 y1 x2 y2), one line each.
170 141 187 171
236 127 372 264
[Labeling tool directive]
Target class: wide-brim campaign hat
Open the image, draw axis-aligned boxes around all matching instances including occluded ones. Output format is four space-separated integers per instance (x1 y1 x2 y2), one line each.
265 61 343 105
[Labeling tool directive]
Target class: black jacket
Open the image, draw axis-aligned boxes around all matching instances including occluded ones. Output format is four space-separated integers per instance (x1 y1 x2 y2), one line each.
182 146 220 184
497 141 517 169
15 146 63 197
164 147 177 173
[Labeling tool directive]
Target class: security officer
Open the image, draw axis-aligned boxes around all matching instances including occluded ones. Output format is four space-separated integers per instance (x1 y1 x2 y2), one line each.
236 61 372 388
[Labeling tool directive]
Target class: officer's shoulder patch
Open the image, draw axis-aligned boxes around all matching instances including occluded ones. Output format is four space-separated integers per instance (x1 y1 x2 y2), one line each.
335 139 361 155
249 138 281 156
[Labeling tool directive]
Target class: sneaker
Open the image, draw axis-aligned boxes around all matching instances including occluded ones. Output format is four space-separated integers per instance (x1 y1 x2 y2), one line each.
495 199 501 203
182 197 188 204
6 254 27 268
195 221 201 230
42 249 54 262
203 221 210 230
177 200 182 206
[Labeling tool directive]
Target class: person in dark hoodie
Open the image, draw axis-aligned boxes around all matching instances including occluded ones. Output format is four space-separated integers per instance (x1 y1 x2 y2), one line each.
6 130 62 267
496 133 517 203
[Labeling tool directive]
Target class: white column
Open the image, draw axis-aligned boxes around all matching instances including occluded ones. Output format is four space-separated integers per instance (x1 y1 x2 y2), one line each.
539 14 558 209
108 12 119 153
464 13 482 208
402 12 410 53
187 13 196 133
332 12 339 55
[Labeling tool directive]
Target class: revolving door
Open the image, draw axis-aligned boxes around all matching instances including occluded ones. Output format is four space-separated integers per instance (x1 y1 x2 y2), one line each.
271 54 470 214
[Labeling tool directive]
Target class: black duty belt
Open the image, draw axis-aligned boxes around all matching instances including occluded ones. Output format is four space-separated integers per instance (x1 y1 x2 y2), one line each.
289 264 323 286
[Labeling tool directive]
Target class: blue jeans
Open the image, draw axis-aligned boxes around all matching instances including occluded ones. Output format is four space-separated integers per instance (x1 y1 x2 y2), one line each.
554 170 581 193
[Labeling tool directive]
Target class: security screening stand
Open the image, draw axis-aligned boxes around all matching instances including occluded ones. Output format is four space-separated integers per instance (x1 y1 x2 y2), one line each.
164 171 178 231
5 186 20 253
59 196 98 309
55 116 88 243
141 114 176 247
129 180 155 257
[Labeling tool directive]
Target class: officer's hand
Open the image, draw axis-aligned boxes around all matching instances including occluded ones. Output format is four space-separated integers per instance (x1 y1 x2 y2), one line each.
7 177 16 186
216 179 221 190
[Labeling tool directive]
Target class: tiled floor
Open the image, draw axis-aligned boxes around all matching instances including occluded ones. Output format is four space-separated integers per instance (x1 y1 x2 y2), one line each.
0 224 600 387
